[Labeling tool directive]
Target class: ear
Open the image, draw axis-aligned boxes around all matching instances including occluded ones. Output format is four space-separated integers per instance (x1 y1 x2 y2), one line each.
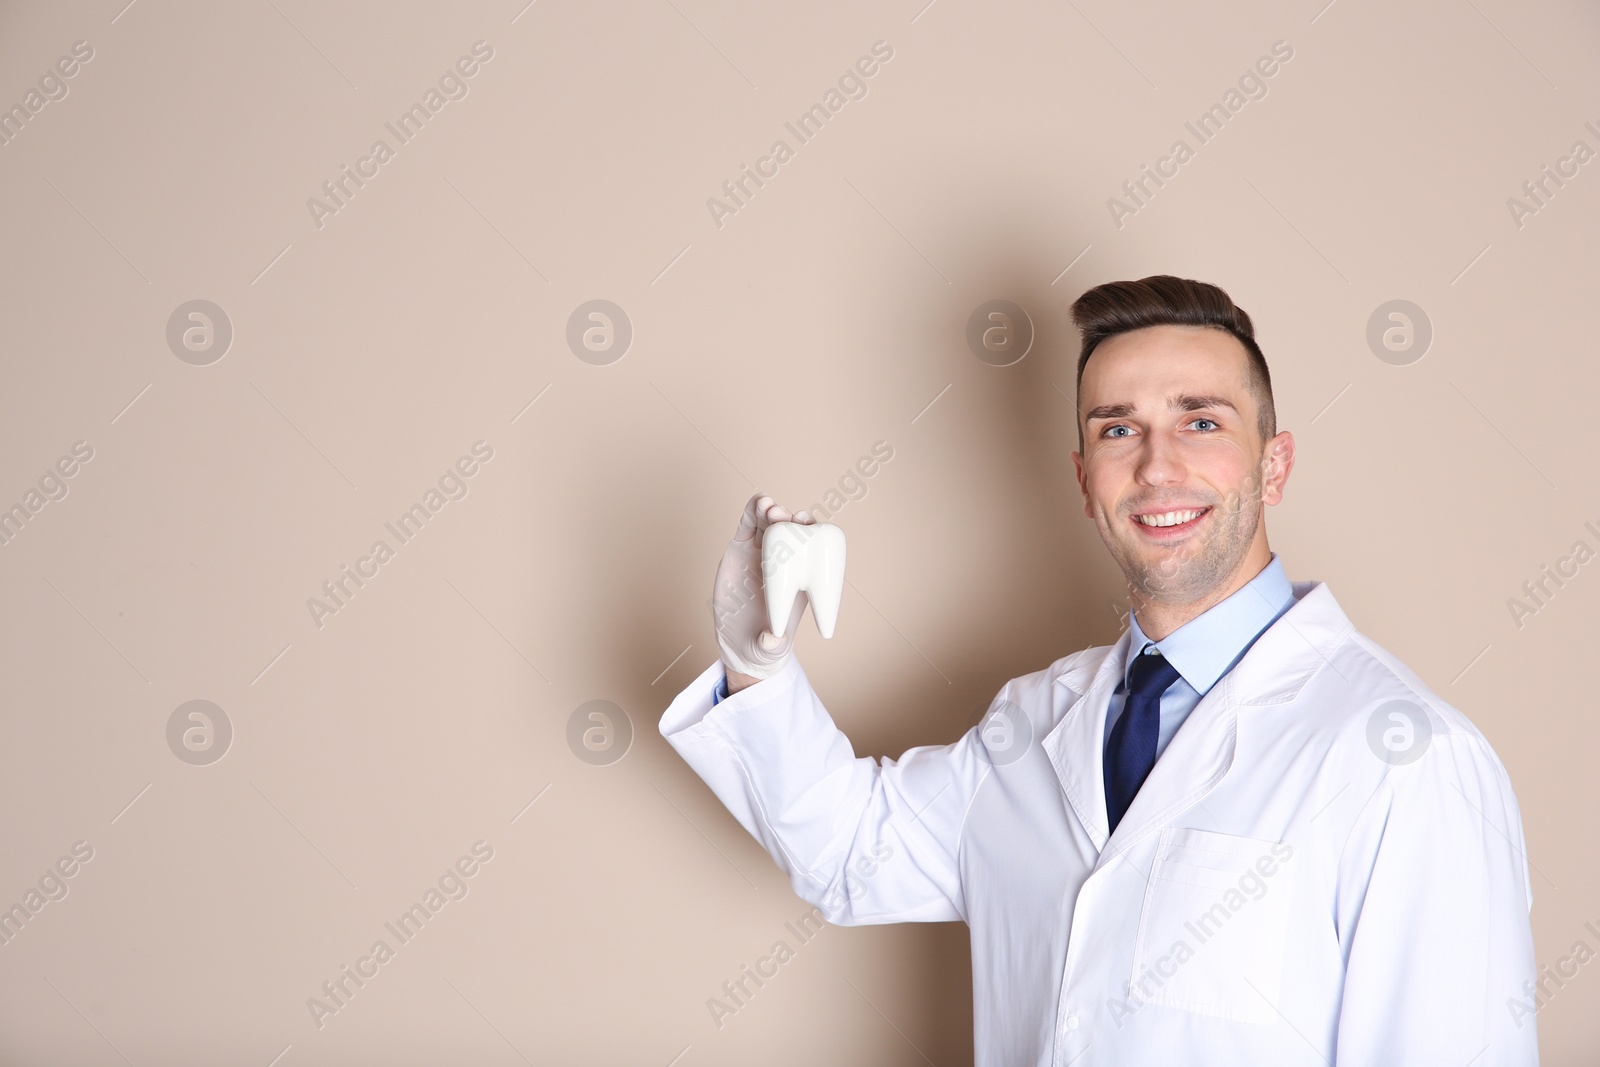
1259 431 1295 506
1071 449 1092 518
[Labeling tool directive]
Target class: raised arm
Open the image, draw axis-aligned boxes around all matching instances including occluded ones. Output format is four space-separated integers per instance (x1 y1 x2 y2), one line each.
660 655 988 924
661 491 987 923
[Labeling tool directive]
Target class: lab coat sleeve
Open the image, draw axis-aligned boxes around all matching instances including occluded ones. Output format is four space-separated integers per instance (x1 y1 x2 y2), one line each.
659 655 990 925
1332 728 1539 1066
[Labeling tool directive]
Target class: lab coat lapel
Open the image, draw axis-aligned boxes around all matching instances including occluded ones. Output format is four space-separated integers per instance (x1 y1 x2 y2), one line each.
1040 580 1353 863
1096 670 1240 866
1095 580 1353 866
1041 629 1131 853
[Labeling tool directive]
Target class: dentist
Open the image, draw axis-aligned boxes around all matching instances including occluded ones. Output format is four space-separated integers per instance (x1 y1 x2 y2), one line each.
659 276 1538 1065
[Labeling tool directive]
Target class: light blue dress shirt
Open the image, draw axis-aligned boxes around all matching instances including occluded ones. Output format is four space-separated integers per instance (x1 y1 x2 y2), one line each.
1104 552 1296 761
713 554 1297 742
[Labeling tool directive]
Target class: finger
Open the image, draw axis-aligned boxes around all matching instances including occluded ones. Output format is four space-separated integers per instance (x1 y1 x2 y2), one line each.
760 502 793 530
757 629 785 651
793 509 814 524
733 492 771 542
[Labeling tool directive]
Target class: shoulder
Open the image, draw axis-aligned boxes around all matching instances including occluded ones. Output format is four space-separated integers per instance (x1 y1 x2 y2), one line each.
1314 628 1516 794
1027 643 1115 696
1346 630 1499 742
1318 634 1532 906
984 642 1117 727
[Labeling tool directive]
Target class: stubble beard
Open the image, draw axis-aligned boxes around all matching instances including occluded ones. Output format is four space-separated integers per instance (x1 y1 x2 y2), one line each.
1104 485 1262 609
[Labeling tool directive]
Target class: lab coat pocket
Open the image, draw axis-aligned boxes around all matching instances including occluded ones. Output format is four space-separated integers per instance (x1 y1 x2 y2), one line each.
1128 828 1295 1024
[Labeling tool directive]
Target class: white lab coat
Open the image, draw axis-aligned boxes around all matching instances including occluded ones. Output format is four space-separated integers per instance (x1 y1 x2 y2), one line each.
660 580 1539 1065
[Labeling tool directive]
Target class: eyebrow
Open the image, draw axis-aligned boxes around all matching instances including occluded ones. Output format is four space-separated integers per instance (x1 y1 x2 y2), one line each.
1083 393 1240 422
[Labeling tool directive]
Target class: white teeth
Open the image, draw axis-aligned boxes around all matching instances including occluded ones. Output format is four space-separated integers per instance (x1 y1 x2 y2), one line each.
1134 509 1204 528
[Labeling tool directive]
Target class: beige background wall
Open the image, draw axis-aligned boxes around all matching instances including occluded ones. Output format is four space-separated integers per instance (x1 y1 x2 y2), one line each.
0 0 1595 1063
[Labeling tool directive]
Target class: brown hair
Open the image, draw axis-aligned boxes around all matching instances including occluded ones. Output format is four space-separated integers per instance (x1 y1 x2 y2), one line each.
1069 275 1276 450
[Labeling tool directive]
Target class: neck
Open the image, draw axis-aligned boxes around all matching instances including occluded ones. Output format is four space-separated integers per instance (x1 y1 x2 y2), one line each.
1129 537 1273 642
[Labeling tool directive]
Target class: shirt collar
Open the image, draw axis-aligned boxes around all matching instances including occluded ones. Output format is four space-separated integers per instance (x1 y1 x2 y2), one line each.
1125 552 1296 697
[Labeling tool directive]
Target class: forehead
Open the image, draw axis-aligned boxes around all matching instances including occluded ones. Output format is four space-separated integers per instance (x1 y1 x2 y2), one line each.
1080 325 1252 404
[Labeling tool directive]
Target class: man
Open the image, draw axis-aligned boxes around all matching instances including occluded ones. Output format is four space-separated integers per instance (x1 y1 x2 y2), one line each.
660 276 1538 1065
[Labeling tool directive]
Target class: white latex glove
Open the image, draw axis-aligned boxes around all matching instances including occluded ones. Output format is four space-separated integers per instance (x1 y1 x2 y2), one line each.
712 492 816 681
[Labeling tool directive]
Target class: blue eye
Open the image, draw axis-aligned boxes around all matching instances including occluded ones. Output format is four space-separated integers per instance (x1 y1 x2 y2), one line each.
1191 418 1217 432
1104 425 1133 438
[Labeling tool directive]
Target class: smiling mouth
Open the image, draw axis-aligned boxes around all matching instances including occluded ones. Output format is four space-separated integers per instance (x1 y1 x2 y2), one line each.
1130 507 1210 532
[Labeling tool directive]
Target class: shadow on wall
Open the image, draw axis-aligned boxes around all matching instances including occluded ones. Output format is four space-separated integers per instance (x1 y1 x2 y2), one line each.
834 232 1129 762
619 216 1130 1058
865 238 1122 1062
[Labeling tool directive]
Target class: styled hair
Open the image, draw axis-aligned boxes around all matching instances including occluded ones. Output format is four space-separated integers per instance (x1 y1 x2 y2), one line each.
1069 275 1276 449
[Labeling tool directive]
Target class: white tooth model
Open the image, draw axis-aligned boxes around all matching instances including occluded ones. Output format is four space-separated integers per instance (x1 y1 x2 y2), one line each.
762 522 846 639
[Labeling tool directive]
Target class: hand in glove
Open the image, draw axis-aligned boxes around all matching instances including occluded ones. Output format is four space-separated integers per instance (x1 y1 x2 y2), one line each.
712 492 816 688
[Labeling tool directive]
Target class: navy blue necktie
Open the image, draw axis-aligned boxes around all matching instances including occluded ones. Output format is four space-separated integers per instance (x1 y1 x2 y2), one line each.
1104 646 1181 835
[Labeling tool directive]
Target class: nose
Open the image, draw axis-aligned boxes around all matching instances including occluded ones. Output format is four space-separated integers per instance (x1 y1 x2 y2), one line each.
1134 428 1187 488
